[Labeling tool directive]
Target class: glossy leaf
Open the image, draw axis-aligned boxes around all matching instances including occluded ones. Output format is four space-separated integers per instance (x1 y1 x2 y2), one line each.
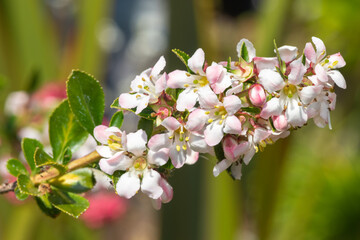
35 195 61 218
50 168 95 193
21 138 43 172
138 118 154 139
49 100 88 164
6 159 28 177
48 188 89 218
17 174 41 196
172 49 191 72
34 148 66 173
67 70 105 136
109 111 124 128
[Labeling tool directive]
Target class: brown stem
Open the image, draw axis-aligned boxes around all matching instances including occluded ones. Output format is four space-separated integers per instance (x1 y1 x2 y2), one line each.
0 181 17 194
32 150 101 184
0 150 102 194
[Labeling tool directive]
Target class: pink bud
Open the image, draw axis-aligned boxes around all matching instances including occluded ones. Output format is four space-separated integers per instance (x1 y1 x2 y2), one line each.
249 84 266 106
272 114 288 131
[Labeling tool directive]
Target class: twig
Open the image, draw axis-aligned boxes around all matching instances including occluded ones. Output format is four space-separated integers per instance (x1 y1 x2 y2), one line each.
0 181 17 194
0 150 102 194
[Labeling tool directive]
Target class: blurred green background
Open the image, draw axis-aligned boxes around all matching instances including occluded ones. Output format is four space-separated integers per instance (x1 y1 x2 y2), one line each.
1 0 360 239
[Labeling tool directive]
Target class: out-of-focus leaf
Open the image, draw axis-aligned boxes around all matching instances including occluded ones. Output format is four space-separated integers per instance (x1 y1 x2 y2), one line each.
50 168 95 193
17 174 40 196
35 195 61 218
138 118 154 139
14 186 29 201
66 70 104 136
6 159 28 177
214 142 225 162
49 100 88 164
48 188 89 218
242 107 261 114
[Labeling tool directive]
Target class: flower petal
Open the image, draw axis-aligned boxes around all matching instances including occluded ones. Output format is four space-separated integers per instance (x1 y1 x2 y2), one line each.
277 45 298 63
186 109 208 132
288 58 307 85
185 148 199 165
189 133 210 153
167 70 194 88
141 169 163 199
312 36 326 60
260 97 282 119
198 85 219 109
169 142 186 168
328 70 346 89
230 162 242 180
126 129 147 156
286 98 308 127
159 178 173 203
315 65 328 83
327 53 346 69
148 133 171 151
188 48 205 75
99 153 133 174
299 85 323 104
258 69 285 93
204 120 224 146
207 63 231 94
151 56 166 77
304 42 317 63
223 95 242 115
254 57 278 71
116 172 140 199
147 148 169 166
162 117 181 131
176 88 198 111
213 158 233 177
95 145 114 158
118 93 139 109
94 125 112 144
223 116 242 135
155 73 167 95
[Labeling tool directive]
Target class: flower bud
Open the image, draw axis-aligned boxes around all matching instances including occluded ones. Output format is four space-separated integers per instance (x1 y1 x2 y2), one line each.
249 84 266 106
272 114 288 131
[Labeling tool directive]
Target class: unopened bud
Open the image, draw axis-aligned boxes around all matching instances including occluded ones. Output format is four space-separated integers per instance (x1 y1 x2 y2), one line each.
272 114 288 131
249 84 266 107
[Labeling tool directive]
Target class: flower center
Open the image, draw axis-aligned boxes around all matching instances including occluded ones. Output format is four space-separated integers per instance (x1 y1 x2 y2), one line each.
193 76 209 87
283 84 297 98
133 157 147 171
108 134 123 151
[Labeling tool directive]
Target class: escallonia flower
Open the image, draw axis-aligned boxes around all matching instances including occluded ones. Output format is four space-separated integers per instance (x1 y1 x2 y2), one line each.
118 56 167 114
94 126 170 199
148 117 209 168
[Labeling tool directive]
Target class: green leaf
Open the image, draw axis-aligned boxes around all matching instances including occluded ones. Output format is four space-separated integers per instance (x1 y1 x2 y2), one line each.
34 148 66 173
214 142 225 162
110 97 120 108
22 138 43 172
14 187 29 201
67 70 105 136
138 118 154 139
50 168 95 193
17 174 41 196
49 100 89 164
240 42 250 62
242 107 261 114
110 111 124 128
48 188 89 218
6 159 28 177
35 195 61 218
172 49 191 72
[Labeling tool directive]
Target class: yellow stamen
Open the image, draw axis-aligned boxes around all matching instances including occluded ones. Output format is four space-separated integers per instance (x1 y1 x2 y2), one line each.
219 120 223 124
182 144 187 150
176 145 181 152
208 118 213 123
205 111 210 115
185 137 189 142
136 94 141 98
142 77 146 82
138 85 143 89
109 135 122 142
109 143 122 151
221 115 226 119
184 84 190 87
186 73 191 77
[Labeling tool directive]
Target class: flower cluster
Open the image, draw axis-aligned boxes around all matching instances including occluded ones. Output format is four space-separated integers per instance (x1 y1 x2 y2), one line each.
96 37 346 206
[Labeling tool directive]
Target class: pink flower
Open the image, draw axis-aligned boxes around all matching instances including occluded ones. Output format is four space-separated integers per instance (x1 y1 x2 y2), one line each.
118 56 167 114
148 117 209 168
